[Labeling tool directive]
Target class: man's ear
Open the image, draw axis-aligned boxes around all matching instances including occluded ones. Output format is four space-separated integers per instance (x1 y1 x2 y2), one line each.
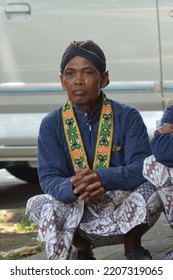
100 71 109 88
60 74 66 90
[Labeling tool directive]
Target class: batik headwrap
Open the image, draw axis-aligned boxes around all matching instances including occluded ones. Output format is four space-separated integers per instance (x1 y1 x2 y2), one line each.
60 40 106 74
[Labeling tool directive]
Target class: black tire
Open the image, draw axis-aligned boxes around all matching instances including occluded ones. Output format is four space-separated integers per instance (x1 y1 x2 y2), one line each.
6 166 39 184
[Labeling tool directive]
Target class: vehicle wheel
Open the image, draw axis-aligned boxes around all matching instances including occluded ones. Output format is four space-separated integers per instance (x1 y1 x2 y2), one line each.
6 166 39 184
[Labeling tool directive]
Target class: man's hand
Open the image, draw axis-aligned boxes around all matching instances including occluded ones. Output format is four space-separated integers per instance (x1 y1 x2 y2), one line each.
70 168 104 201
157 123 173 134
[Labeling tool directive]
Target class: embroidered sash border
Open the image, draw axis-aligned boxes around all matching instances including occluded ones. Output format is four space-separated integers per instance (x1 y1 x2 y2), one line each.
62 94 113 170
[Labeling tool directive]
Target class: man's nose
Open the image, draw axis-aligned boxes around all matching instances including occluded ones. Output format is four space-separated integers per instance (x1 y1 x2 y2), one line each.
74 73 84 84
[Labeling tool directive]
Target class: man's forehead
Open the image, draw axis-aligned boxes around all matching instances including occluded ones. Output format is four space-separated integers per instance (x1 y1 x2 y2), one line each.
64 56 97 70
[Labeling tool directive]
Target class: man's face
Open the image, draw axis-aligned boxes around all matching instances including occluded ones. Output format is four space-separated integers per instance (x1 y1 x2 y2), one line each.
60 56 108 112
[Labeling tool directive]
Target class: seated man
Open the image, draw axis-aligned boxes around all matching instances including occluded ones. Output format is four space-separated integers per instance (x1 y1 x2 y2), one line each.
143 105 173 260
26 40 163 260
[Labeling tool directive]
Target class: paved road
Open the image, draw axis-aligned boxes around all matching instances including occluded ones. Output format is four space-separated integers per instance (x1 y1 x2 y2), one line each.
0 169 42 210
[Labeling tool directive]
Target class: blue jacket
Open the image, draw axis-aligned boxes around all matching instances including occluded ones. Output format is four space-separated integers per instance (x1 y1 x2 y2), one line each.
151 105 173 167
38 98 151 202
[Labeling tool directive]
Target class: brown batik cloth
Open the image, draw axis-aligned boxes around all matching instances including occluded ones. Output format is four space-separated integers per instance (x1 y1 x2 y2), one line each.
26 181 163 259
143 155 173 228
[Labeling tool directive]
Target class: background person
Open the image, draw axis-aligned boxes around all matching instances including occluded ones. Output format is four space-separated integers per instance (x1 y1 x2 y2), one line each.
26 40 162 260
143 105 173 260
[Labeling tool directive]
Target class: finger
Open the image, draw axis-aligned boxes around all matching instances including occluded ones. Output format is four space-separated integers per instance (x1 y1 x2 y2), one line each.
85 181 102 192
76 173 97 185
78 191 91 201
74 167 90 175
89 187 104 198
78 172 101 186
71 168 90 184
73 182 88 195
74 167 82 174
85 187 104 202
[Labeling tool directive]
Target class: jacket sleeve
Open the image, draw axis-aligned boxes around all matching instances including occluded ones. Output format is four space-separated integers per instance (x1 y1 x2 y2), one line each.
37 113 77 202
151 105 173 167
97 108 151 191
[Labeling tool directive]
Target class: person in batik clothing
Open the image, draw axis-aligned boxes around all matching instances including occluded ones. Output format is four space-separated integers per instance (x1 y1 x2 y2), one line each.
143 105 173 260
26 40 163 260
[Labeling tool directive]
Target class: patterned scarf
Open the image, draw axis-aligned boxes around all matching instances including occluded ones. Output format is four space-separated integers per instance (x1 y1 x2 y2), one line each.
62 94 113 170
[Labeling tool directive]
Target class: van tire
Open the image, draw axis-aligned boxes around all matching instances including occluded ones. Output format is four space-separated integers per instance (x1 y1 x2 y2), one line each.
6 166 39 184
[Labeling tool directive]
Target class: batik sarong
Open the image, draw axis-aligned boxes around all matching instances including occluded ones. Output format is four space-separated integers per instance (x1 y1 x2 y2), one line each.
26 181 163 259
143 155 173 227
143 155 173 260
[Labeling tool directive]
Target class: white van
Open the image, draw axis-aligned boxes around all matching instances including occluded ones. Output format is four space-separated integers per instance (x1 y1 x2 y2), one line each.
0 0 173 182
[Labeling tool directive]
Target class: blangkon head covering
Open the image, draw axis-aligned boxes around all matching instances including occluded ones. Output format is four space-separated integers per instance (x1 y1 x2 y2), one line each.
60 40 106 73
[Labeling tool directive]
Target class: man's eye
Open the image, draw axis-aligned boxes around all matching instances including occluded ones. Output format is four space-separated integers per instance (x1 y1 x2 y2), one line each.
66 72 73 76
84 70 93 75
65 70 74 76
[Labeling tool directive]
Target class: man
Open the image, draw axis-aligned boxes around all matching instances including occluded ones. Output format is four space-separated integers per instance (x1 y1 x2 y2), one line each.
143 105 173 260
26 40 162 260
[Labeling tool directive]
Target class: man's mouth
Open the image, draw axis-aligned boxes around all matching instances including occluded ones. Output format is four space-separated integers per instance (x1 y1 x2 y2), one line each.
73 89 87 96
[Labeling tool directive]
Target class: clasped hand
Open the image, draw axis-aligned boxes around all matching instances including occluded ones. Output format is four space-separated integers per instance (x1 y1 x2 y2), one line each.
70 167 104 201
